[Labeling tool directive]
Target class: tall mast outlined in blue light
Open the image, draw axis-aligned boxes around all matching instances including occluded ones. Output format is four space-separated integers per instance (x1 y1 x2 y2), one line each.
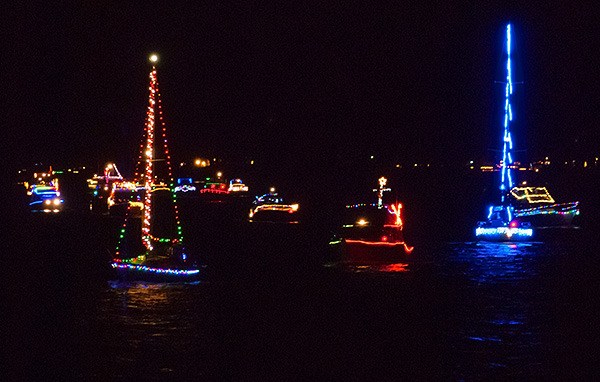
500 23 514 204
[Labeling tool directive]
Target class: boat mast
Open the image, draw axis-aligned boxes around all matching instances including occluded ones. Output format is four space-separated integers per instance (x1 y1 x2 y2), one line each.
500 23 515 205
140 54 184 251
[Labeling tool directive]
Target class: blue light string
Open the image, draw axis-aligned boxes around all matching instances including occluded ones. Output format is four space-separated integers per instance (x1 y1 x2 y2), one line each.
500 23 515 199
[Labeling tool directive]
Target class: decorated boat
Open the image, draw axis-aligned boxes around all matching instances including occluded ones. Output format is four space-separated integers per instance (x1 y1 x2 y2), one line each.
476 24 580 240
228 178 249 193
330 177 413 261
475 24 533 241
111 55 201 281
248 188 299 223
28 182 64 213
107 182 145 217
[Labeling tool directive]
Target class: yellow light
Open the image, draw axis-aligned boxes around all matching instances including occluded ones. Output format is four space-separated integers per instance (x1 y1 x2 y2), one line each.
45 200 51 205
149 54 159 63
106 164 113 170
195 159 201 166
145 150 152 158
216 171 222 178
291 204 299 211
357 219 368 226
270 187 276 193
53 198 61 206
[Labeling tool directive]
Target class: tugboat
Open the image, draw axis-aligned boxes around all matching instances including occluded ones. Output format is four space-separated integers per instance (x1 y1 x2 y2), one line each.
111 55 201 282
330 177 413 262
248 188 299 223
475 24 533 241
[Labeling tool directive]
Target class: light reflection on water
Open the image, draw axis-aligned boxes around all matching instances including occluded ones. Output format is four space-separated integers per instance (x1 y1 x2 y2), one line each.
450 241 546 284
338 262 411 273
99 281 206 369
86 241 570 378
444 241 551 378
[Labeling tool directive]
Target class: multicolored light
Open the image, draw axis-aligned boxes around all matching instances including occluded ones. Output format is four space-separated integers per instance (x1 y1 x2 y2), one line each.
111 262 199 276
475 226 533 240
115 58 185 260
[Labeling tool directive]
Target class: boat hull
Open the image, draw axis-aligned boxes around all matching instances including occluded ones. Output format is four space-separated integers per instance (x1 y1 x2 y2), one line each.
475 226 534 241
111 262 202 282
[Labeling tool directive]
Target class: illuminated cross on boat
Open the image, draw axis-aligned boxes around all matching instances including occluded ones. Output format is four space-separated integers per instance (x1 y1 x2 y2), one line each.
373 177 391 208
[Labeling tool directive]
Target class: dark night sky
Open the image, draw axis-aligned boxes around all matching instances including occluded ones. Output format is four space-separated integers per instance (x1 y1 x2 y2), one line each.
4 2 599 174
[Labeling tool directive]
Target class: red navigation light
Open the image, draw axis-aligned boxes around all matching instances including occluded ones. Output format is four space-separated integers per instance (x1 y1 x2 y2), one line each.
381 235 389 242
509 220 518 228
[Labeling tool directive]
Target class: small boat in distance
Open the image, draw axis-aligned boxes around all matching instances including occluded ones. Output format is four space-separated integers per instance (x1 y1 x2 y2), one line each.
107 182 144 217
248 188 299 223
28 183 64 213
330 177 413 262
228 178 249 193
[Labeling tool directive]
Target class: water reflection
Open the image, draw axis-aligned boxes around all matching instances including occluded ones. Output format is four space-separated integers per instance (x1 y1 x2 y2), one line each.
452 241 545 284
94 281 208 377
325 261 411 273
447 241 549 377
107 280 201 314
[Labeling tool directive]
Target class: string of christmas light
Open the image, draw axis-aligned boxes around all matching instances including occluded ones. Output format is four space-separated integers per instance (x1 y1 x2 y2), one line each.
475 226 532 239
111 262 200 276
142 68 157 250
114 202 133 258
514 202 580 217
390 203 403 227
115 57 185 261
133 126 148 183
500 23 515 201
155 77 184 243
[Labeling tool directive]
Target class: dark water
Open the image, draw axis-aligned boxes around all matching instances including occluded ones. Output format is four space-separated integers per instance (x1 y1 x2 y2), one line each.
4 174 600 379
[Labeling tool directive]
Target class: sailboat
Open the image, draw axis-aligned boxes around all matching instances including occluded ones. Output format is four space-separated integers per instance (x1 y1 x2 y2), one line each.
475 24 534 241
476 24 581 241
111 54 201 280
